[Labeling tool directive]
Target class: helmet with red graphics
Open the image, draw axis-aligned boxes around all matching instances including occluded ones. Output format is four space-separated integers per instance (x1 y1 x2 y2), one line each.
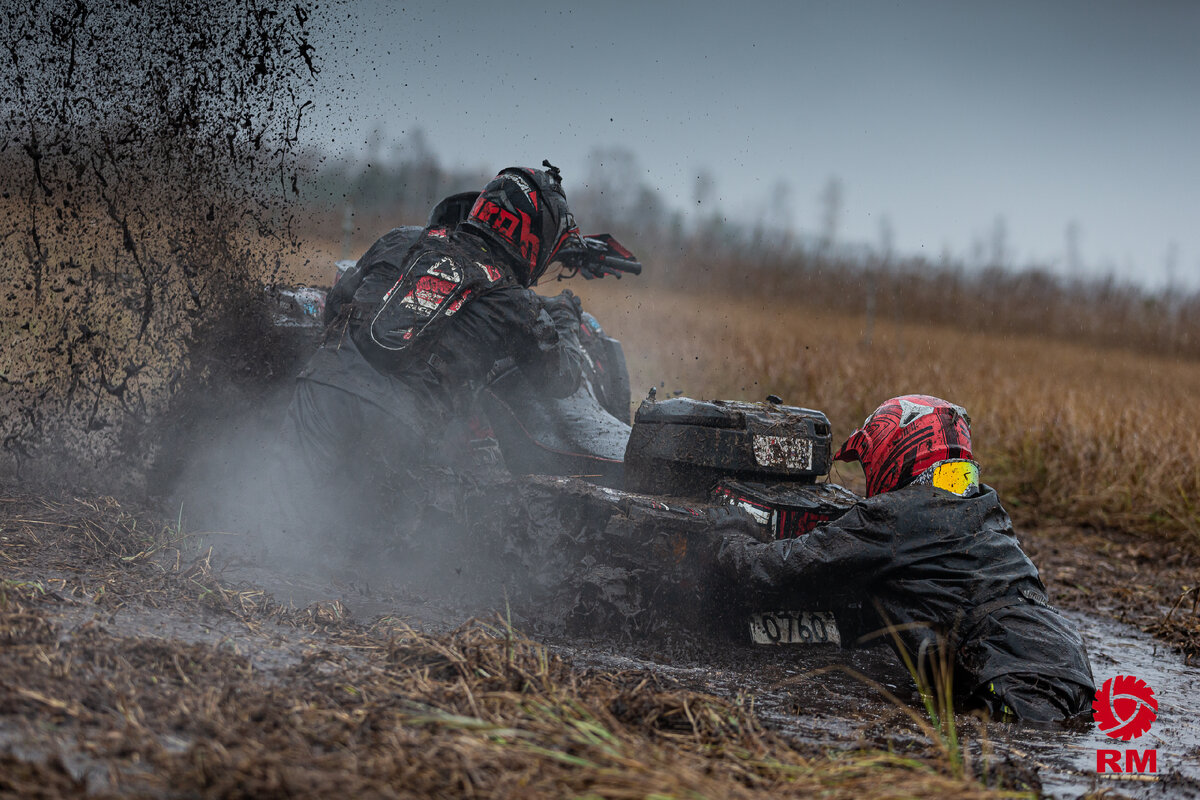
834 395 973 497
459 161 581 286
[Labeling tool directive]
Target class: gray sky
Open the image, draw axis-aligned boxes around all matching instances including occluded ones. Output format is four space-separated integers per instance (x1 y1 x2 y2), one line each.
309 0 1200 290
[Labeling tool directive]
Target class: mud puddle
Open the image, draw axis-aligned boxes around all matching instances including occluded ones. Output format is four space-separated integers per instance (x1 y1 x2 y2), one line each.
551 609 1200 799
994 610 1200 798
209 555 495 634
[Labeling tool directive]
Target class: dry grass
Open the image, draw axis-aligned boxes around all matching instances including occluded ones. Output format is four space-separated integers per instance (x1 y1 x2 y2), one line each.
567 280 1200 540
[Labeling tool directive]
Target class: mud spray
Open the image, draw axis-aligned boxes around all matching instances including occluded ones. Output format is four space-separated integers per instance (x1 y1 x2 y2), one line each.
0 0 558 598
0 1 321 498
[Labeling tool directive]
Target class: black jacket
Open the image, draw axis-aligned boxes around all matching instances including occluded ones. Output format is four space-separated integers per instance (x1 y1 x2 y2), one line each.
716 483 1095 712
276 226 587 528
306 226 584 426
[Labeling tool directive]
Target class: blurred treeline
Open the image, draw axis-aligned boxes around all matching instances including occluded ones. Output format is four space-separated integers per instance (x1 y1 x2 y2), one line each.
298 135 1199 360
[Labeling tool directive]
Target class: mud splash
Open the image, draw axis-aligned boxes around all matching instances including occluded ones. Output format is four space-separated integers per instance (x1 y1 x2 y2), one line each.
0 0 320 493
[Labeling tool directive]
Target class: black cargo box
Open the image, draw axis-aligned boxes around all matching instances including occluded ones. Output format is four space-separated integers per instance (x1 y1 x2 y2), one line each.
623 396 833 496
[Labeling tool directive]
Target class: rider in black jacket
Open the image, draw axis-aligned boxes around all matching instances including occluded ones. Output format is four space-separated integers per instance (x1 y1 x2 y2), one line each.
716 395 1095 723
275 165 587 548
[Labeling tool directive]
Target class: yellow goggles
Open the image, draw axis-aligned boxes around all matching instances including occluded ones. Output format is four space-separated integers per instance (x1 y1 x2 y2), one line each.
928 460 979 496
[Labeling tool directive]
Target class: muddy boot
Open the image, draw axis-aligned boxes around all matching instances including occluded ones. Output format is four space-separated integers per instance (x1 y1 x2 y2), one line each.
972 673 1095 724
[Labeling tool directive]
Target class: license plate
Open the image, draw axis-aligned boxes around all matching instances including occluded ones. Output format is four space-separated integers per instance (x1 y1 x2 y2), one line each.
748 610 840 645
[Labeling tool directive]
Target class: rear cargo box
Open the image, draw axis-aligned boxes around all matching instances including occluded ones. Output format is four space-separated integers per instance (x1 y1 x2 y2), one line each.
623 396 833 496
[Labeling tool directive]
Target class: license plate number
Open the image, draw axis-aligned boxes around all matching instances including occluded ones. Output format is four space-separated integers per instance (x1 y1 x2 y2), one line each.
748 610 840 645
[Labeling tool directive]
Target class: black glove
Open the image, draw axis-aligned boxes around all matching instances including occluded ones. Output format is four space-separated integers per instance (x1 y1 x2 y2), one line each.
540 289 583 327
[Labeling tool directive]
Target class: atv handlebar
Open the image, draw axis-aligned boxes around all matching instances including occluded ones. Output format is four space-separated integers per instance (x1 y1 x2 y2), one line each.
593 255 642 277
556 233 643 279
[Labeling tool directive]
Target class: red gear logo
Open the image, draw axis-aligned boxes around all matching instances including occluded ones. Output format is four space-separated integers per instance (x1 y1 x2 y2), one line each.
1092 675 1157 741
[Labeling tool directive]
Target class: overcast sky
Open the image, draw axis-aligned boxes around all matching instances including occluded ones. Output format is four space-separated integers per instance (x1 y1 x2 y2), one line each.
307 0 1200 291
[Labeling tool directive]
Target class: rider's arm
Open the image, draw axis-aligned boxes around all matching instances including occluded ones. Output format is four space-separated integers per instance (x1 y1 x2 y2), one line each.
715 501 895 605
511 290 585 399
453 286 585 398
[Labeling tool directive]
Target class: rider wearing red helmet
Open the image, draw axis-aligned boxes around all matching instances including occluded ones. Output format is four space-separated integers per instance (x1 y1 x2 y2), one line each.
834 394 974 497
275 163 589 554
716 394 1095 723
459 165 581 287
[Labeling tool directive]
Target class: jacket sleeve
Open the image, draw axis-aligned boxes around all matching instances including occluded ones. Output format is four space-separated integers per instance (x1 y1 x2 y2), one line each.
324 263 362 326
715 500 897 606
514 290 585 399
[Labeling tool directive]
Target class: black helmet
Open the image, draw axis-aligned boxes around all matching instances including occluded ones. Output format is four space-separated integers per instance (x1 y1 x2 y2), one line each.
459 162 580 285
427 191 480 229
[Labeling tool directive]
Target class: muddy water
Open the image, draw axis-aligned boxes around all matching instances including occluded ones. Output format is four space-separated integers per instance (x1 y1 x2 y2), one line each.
558 613 1200 798
555 609 1200 799
241 565 1200 799
996 610 1200 798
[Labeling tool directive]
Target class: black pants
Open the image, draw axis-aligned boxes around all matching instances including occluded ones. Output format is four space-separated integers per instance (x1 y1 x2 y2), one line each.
269 377 432 561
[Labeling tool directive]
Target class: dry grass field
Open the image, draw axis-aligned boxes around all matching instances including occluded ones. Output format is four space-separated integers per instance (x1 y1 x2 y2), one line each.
567 279 1200 542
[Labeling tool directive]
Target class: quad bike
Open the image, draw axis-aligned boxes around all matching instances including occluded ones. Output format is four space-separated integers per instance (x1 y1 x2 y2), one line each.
271 227 864 645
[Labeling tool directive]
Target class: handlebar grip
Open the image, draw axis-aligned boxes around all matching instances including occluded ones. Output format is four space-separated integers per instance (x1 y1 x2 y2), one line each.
601 256 642 275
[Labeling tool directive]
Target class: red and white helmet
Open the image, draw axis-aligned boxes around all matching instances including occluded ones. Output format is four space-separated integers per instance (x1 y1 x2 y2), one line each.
834 395 973 497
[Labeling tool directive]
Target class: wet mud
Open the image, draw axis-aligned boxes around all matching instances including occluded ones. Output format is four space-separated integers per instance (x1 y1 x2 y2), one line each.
141 573 1200 796
211 563 1200 800
196 482 1200 800
3 486 1200 798
1021 521 1200 665
590 610 1200 800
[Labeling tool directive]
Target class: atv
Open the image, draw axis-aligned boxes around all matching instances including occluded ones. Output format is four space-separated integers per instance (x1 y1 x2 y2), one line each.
270 228 865 645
